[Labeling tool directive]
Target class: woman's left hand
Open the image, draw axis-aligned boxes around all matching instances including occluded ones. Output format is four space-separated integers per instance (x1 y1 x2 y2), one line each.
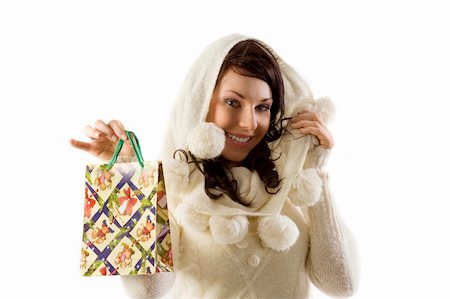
290 110 334 149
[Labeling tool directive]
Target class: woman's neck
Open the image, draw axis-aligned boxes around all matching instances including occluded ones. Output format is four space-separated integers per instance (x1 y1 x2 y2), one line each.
219 156 243 168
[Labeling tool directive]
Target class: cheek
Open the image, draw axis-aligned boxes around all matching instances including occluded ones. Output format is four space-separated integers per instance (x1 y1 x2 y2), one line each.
258 115 271 134
210 108 234 129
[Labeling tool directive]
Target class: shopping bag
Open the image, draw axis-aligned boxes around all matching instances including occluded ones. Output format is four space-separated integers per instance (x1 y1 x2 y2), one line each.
80 131 173 276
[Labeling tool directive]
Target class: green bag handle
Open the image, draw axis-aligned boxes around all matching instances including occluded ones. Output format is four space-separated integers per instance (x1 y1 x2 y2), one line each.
107 131 144 170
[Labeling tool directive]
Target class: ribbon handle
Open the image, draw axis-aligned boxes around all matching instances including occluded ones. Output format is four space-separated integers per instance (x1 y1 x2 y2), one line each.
107 131 144 170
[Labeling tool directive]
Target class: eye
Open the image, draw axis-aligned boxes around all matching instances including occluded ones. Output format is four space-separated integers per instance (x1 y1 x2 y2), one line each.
256 104 271 112
225 99 240 107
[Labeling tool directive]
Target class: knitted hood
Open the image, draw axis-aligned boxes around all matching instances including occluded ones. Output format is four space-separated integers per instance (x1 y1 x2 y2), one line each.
161 33 334 251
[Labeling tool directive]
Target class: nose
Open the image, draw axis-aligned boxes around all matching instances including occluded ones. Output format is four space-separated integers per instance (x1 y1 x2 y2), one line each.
239 108 257 131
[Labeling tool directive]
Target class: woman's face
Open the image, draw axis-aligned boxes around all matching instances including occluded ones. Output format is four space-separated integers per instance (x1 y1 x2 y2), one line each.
206 68 272 162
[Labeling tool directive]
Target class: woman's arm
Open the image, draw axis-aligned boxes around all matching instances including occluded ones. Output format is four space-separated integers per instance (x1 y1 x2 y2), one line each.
291 105 359 296
305 170 360 297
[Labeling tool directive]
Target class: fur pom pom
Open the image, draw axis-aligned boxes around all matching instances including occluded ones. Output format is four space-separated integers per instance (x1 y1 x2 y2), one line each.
257 215 299 251
294 101 315 114
209 215 248 245
291 97 335 125
187 122 225 159
315 97 335 124
165 159 189 191
174 203 209 231
289 169 322 206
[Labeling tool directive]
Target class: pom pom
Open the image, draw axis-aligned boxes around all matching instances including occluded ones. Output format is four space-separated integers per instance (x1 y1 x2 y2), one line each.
257 215 299 251
291 97 335 125
165 159 189 191
315 97 335 124
174 203 209 231
293 101 314 115
187 122 225 159
209 215 248 245
289 169 322 206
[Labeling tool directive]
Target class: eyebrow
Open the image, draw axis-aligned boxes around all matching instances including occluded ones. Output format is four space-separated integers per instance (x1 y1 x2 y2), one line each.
225 90 273 102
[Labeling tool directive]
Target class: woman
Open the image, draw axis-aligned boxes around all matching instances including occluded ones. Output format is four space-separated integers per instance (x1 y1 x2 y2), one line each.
71 33 359 298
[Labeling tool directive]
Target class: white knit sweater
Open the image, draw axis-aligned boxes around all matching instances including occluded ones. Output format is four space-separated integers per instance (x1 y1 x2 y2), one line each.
121 33 359 299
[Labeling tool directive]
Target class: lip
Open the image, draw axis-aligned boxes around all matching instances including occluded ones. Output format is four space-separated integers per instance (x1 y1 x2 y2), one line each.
225 132 254 146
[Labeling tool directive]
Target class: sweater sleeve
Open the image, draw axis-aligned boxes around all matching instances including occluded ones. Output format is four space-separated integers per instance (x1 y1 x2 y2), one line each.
121 273 175 299
305 171 360 297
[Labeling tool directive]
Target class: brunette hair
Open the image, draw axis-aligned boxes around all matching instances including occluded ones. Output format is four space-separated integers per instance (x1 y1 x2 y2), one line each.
191 39 287 206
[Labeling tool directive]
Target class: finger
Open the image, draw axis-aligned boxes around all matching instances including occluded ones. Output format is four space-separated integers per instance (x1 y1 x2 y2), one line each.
296 111 322 122
83 125 101 139
94 119 118 142
298 127 332 148
298 126 325 137
108 120 128 141
293 110 324 124
291 120 322 129
124 139 133 149
69 138 92 152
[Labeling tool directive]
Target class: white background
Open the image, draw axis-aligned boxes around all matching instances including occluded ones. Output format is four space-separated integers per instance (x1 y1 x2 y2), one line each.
1 1 449 298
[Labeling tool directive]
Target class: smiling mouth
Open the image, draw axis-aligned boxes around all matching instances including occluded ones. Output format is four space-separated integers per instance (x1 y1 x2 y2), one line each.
226 132 253 144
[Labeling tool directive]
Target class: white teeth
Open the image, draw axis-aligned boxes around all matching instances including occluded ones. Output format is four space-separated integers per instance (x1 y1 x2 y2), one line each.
228 133 250 143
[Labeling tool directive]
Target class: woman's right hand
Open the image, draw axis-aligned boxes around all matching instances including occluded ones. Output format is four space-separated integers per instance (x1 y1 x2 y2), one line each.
69 119 135 161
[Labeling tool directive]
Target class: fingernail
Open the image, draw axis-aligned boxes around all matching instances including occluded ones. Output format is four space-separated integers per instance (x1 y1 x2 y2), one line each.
121 134 127 140
112 135 118 142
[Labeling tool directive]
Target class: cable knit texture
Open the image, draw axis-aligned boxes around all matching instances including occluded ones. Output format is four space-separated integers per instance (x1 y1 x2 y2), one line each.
120 34 360 298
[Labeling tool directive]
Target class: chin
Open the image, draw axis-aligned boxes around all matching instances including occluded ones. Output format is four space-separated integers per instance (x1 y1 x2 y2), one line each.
221 152 248 164
221 144 257 163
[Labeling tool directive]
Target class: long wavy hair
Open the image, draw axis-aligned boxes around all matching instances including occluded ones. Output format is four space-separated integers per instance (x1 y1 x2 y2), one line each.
183 39 287 206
